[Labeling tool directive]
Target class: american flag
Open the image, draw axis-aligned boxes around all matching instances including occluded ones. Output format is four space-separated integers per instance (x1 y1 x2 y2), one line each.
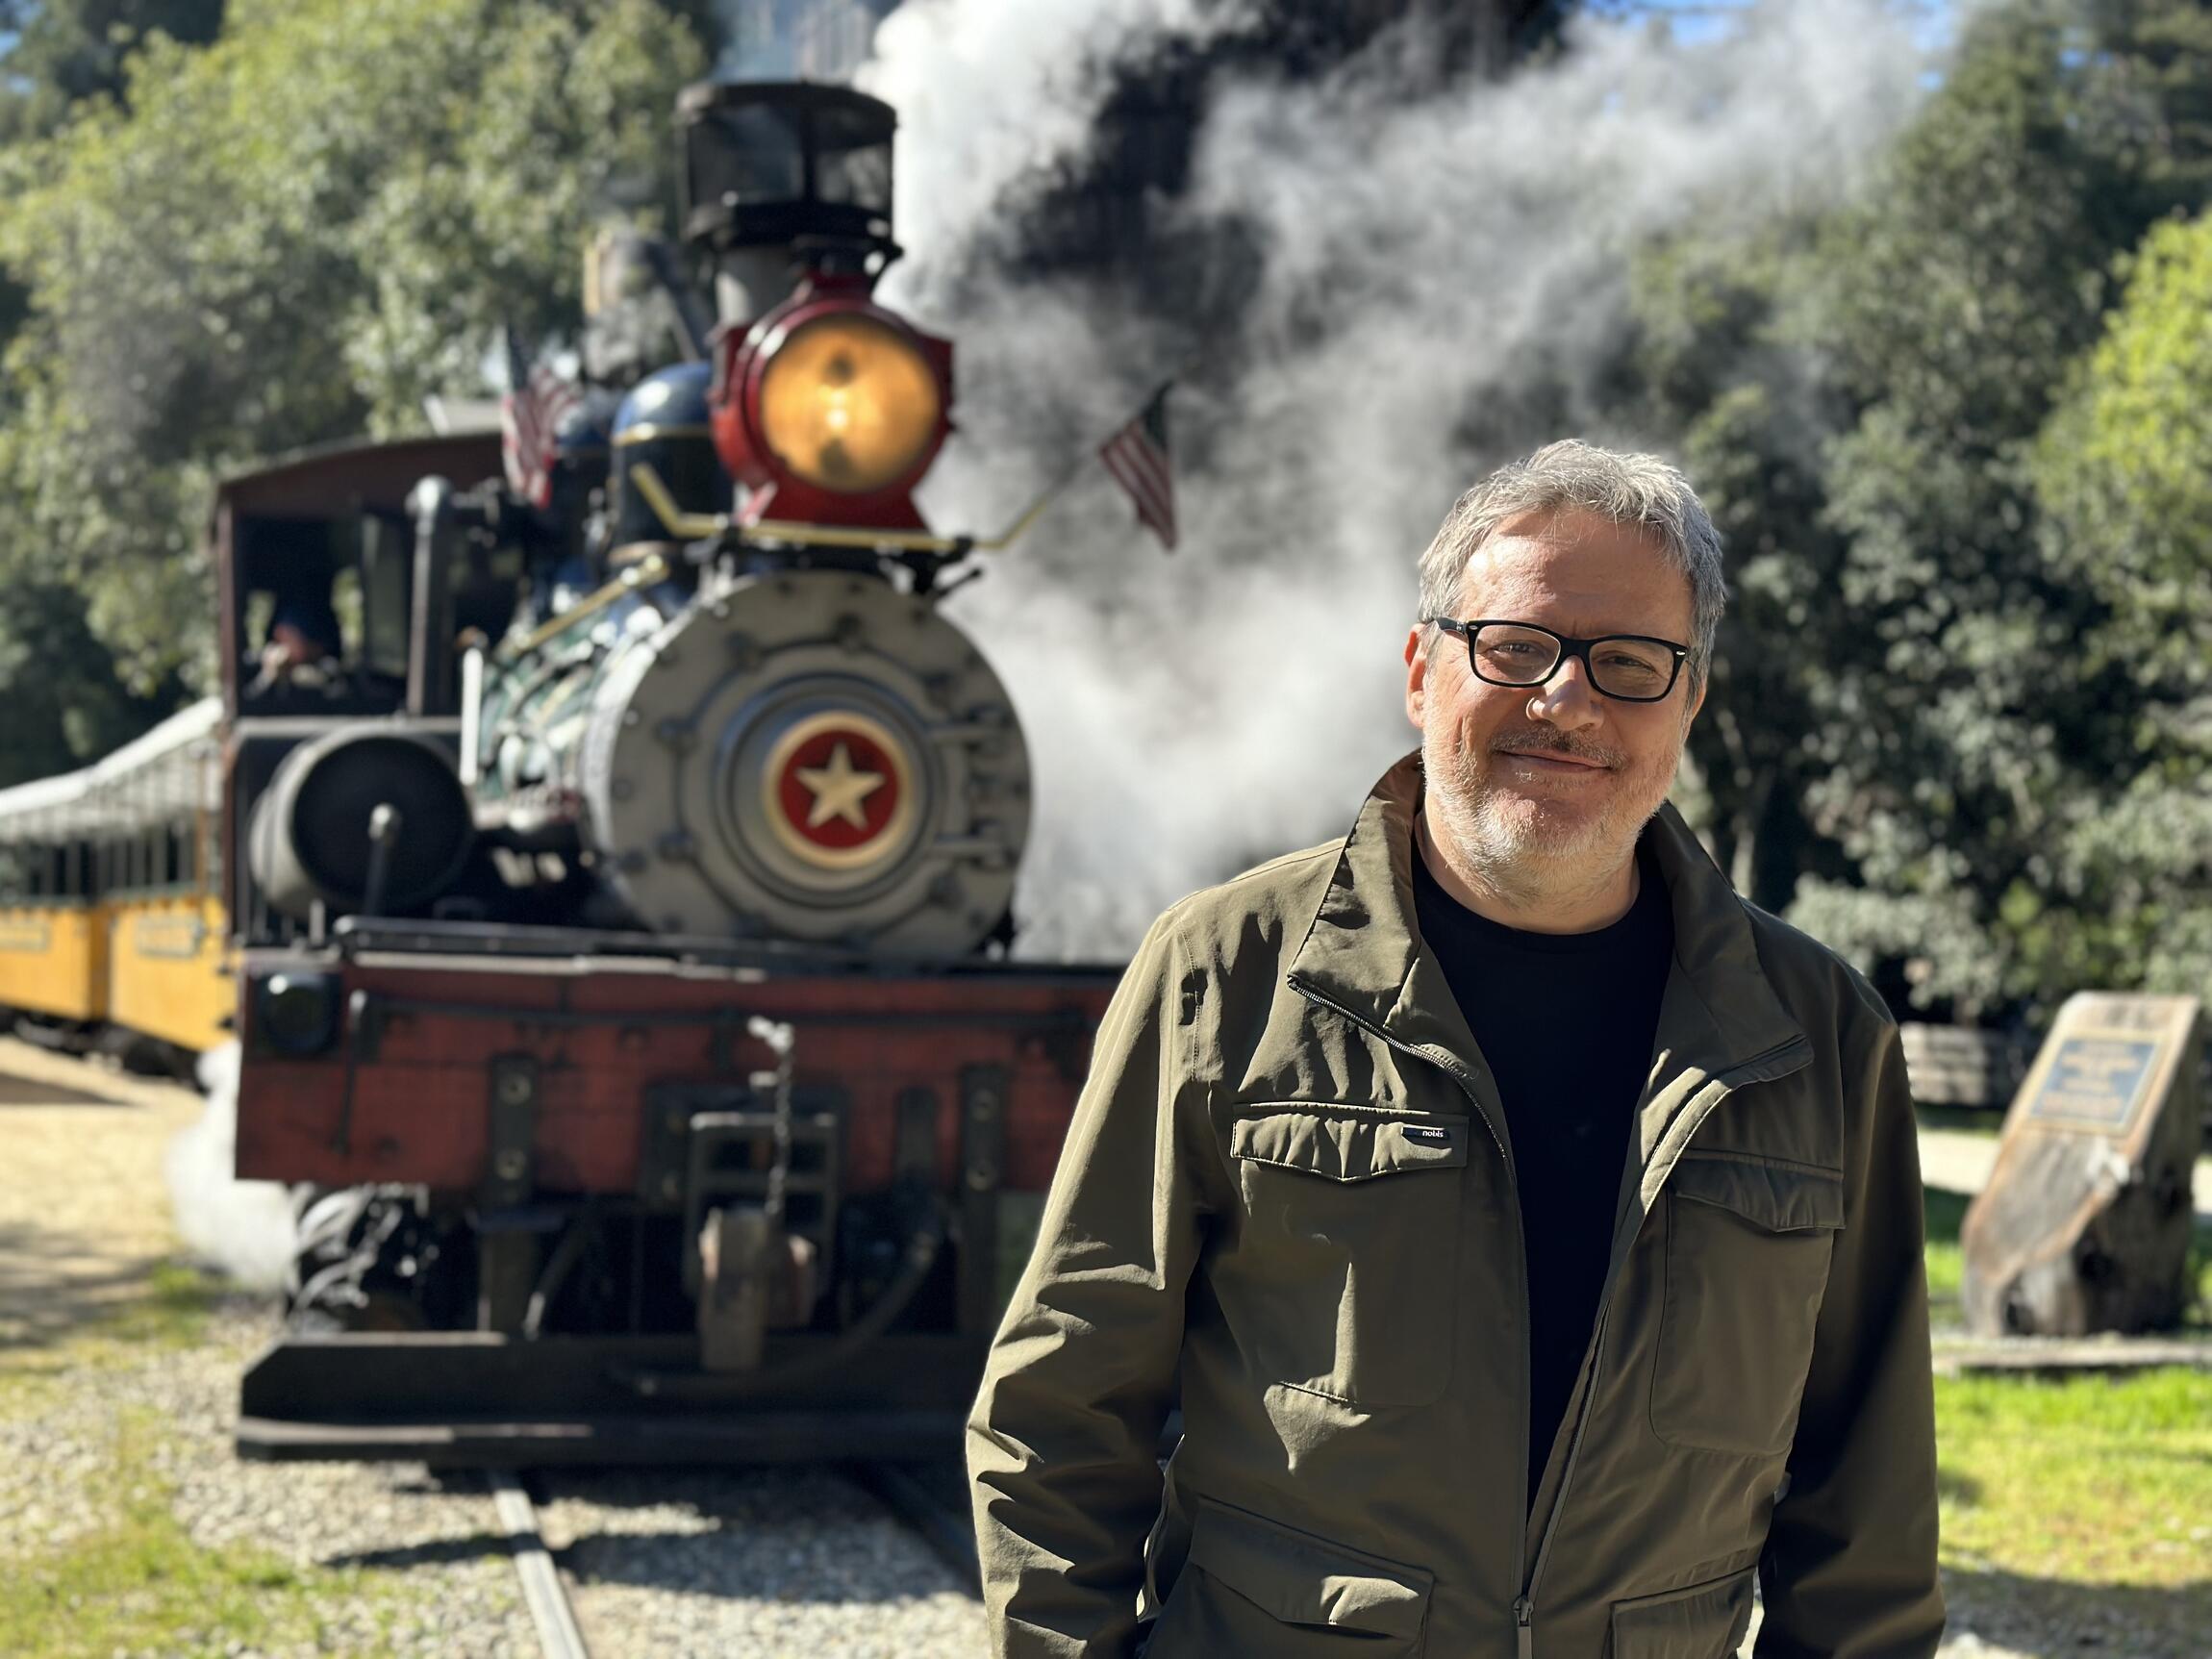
501 348 581 511
1098 383 1177 552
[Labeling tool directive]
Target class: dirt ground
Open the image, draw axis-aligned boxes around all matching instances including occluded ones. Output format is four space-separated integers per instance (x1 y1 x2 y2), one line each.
0 1038 206 1352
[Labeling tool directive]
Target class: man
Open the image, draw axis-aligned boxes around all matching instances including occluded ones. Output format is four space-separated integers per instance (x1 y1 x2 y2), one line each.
968 440 1944 1658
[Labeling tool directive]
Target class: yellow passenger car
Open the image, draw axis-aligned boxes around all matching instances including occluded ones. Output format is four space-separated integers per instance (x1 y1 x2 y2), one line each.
0 699 232 1066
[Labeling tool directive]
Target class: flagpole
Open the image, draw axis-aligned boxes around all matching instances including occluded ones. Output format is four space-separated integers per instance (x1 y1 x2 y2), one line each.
626 369 1195 557
971 371 1188 552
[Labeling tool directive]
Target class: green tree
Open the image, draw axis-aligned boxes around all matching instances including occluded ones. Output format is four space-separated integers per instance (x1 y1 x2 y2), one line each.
1627 0 2212 1019
1780 1 2145 1018
0 580 172 785
0 0 706 700
2030 209 2212 993
1627 224 1855 917
0 1 226 138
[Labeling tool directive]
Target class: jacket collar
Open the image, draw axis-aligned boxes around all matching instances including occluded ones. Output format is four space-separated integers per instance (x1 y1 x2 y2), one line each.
1285 751 1807 1099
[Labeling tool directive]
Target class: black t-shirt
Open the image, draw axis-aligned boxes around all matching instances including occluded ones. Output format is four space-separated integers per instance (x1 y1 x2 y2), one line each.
1411 828 1673 1511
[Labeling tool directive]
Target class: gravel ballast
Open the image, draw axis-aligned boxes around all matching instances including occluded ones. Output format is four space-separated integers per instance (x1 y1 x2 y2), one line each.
6 1295 2191 1657
1 1045 2195 1657
6 1298 984 1657
538 1466 982 1658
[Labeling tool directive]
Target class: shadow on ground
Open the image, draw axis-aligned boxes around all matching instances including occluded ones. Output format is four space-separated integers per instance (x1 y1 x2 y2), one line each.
1941 1564 2212 1659
0 1223 213 1358
0 1070 131 1109
326 1466 969 1603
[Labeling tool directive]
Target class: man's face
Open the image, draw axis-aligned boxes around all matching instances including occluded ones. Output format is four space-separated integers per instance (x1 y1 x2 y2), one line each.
1404 507 1705 900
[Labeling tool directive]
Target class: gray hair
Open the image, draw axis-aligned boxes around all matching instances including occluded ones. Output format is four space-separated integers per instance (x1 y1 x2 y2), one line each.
1416 440 1726 686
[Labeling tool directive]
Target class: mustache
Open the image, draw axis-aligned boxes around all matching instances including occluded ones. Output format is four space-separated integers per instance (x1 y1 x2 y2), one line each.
1487 733 1625 768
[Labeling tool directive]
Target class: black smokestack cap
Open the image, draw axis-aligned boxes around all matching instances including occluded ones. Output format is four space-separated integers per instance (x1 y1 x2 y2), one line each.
677 81 899 261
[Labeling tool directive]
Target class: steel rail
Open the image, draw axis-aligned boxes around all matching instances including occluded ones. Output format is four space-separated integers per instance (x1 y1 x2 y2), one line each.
850 1460 981 1593
489 1470 591 1659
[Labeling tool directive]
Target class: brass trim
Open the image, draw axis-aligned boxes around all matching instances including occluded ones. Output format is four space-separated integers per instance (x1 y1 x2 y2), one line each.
615 423 714 446
504 552 670 657
626 459 1076 557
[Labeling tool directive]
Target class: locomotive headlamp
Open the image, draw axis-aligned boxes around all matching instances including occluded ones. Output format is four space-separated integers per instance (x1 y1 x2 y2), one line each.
756 313 943 494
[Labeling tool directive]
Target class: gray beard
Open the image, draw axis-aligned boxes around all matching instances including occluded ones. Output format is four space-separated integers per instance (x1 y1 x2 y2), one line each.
1420 723 1663 914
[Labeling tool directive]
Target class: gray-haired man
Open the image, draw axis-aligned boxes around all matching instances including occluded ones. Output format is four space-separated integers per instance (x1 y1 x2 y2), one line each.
969 440 1945 1658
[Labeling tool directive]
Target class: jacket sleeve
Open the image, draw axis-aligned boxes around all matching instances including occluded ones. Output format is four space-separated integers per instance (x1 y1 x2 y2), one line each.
967 911 1214 1659
1757 1012 1947 1657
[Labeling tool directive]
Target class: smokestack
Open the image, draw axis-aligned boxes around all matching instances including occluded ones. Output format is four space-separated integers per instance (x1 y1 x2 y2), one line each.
677 79 901 325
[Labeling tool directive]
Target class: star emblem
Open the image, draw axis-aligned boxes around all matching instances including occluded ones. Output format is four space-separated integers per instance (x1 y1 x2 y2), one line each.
793 741 886 831
762 712 917 872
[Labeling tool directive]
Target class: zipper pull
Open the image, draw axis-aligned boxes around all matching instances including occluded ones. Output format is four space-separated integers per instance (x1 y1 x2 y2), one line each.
1515 1595 1533 1659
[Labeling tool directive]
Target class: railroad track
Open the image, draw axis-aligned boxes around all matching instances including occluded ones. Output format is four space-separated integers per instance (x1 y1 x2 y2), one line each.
490 1461 979 1659
491 1470 592 1659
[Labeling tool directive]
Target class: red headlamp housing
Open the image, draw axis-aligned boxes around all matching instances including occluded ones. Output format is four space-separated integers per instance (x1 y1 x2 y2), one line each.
710 273 954 533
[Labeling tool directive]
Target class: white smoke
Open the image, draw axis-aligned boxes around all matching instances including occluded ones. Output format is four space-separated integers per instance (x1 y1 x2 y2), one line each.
859 0 1261 289
164 1042 295 1293
861 0 1941 956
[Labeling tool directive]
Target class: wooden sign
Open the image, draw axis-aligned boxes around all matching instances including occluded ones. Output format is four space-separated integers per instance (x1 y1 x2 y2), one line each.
1960 994 2202 1339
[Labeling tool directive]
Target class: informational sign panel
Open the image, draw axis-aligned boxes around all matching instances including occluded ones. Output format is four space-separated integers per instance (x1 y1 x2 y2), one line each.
1960 993 2202 1339
2023 1037 2158 1132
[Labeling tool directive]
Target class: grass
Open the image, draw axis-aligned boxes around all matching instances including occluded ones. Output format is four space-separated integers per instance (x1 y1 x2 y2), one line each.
1923 1185 1971 1323
0 1406 389 1659
1935 1368 2212 1584
1920 1181 2212 1651
0 1259 227 1423
0 1263 406 1658
1934 1369 2212 1654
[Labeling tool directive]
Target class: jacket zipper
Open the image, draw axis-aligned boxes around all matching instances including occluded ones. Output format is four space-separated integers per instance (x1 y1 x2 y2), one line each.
1515 1034 1814 1646
1284 974 1533 1645
1290 971 1811 1658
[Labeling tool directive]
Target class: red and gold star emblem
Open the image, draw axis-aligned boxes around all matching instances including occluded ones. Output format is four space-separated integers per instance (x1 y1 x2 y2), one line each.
764 712 917 871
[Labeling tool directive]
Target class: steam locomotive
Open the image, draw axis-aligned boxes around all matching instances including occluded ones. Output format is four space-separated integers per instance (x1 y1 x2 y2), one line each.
219 82 1122 1463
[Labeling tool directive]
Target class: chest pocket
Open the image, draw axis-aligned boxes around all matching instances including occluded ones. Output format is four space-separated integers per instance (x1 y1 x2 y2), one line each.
1650 1155 1844 1455
1228 1105 1469 1409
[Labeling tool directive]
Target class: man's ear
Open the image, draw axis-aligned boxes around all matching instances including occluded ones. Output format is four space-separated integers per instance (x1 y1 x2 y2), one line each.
1684 668 1708 730
1404 625 1431 732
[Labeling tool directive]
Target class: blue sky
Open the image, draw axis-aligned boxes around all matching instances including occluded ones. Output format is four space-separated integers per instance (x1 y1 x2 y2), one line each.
1603 0 1956 52
1619 1 1765 47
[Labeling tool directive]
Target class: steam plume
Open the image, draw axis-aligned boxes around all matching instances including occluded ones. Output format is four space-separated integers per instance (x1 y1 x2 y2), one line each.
864 1 1940 956
860 0 1261 286
165 1042 294 1293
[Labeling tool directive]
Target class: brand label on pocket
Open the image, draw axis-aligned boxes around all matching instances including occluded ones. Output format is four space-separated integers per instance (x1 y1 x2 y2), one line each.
1400 1124 1455 1147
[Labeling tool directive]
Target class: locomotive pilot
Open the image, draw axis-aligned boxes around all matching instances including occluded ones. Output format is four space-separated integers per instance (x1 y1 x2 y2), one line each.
968 440 1944 1657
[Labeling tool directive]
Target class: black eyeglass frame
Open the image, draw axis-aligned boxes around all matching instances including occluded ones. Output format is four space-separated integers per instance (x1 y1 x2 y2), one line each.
1425 616 1694 704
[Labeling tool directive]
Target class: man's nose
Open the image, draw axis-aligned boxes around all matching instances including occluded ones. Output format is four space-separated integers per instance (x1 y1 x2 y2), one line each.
1525 655 1604 731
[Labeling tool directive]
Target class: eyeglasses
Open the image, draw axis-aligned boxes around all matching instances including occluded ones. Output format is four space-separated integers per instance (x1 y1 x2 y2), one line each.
1425 618 1692 704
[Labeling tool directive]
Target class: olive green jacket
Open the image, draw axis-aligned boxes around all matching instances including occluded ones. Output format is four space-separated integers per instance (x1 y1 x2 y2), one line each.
968 754 1943 1659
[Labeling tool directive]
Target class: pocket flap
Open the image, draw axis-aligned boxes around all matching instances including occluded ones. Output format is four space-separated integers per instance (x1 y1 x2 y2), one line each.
1230 1108 1470 1182
1671 1155 1843 1233
1186 1500 1432 1638
1611 1565 1757 1658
